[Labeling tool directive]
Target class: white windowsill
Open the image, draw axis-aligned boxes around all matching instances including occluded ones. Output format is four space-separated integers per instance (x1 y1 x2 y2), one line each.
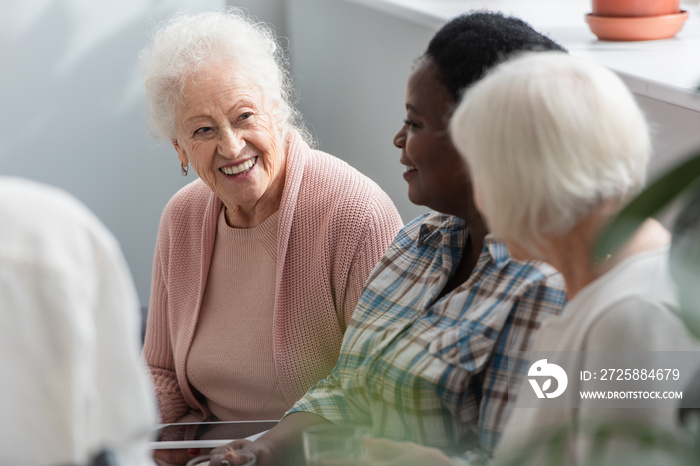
345 0 700 112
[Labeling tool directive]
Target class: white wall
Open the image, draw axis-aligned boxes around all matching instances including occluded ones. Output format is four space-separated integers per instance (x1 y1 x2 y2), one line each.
638 95 700 177
285 0 433 223
228 0 287 38
0 0 225 306
285 0 700 224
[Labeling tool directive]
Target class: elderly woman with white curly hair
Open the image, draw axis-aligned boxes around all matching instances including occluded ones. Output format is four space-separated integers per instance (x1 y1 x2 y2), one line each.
451 52 699 464
139 8 402 463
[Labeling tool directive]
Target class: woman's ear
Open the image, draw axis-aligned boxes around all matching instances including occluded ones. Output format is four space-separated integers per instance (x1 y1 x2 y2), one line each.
171 138 188 166
266 101 285 129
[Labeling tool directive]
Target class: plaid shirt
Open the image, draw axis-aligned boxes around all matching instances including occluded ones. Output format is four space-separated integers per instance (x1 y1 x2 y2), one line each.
288 212 566 454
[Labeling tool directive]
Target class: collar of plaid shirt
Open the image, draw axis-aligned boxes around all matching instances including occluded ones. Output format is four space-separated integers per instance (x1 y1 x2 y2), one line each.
288 212 567 455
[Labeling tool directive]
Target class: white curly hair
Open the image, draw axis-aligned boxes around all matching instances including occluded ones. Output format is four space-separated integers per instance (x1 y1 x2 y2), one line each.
139 7 308 142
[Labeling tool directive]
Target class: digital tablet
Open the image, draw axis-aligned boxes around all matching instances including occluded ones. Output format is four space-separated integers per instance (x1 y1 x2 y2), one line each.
150 420 279 450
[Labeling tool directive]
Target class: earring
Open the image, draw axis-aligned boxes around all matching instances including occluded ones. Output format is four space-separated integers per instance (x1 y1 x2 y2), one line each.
181 163 189 176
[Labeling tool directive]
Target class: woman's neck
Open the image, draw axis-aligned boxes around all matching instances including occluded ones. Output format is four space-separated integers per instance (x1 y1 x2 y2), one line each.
543 217 670 300
456 203 489 247
436 208 488 300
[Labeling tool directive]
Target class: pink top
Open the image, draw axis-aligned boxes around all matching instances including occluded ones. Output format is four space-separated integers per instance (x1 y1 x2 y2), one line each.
187 209 287 421
143 132 403 423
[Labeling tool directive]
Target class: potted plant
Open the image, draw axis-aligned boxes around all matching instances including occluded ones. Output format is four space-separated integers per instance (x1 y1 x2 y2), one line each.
592 0 681 17
585 0 688 41
596 146 700 460
597 148 700 338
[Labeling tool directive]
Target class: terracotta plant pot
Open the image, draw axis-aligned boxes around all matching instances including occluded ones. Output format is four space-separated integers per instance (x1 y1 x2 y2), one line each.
592 0 681 17
587 0 688 40
585 12 689 40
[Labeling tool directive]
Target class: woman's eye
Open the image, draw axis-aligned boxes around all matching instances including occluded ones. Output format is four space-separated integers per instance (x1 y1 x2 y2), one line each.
239 112 253 121
194 126 212 136
404 119 419 129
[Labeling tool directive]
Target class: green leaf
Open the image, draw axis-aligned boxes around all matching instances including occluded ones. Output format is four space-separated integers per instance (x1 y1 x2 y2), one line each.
595 149 700 258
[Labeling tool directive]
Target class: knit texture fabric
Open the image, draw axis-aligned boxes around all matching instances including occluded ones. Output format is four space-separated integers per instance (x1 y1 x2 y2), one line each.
143 131 403 423
187 209 286 421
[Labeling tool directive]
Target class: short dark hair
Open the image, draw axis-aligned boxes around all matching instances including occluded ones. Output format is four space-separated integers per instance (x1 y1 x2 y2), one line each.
425 11 567 101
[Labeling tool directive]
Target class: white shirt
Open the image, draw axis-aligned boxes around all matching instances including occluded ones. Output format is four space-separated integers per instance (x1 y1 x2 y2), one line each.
494 247 699 465
0 177 157 465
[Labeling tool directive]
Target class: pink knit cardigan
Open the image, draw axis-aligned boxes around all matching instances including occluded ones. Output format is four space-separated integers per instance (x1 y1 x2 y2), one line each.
143 132 403 423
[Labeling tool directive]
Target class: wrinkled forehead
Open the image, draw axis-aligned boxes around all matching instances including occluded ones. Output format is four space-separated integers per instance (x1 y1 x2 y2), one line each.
175 63 268 116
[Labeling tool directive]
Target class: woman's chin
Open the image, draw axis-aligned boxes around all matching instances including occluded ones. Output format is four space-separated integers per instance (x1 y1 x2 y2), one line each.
406 190 423 208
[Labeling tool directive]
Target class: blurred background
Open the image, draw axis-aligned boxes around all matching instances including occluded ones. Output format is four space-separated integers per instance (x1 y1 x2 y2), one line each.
0 0 431 307
3 0 699 307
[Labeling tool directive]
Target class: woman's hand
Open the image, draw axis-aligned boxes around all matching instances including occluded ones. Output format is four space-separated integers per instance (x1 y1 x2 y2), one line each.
207 412 329 466
208 439 274 466
364 438 455 466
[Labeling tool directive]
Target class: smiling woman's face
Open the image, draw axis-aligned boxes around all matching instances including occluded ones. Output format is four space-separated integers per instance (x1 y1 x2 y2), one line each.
393 58 472 217
172 63 286 226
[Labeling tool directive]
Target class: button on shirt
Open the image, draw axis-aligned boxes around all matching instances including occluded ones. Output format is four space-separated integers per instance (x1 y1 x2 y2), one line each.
288 212 567 454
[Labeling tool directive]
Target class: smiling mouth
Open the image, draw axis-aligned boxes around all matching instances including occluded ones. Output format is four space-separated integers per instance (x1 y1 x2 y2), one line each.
404 164 417 173
220 157 257 176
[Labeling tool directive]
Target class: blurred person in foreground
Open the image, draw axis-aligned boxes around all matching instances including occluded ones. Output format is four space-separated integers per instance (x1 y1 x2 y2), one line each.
451 51 699 465
207 12 567 466
139 8 403 464
0 177 157 465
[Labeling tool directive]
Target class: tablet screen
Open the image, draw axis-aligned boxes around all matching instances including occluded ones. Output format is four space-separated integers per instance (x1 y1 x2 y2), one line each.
150 420 279 450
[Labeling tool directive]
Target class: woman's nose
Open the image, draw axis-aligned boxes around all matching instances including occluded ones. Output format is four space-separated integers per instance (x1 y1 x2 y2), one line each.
218 127 246 157
393 125 406 149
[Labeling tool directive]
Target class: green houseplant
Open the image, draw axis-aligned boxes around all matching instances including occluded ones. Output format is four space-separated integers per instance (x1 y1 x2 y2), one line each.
594 147 700 463
596 149 700 340
503 149 700 465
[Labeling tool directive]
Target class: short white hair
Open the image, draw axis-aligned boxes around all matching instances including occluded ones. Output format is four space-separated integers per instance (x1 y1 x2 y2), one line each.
139 8 306 141
450 51 650 253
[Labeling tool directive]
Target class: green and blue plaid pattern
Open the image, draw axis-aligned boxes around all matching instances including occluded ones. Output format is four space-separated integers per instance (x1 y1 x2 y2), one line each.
288 212 566 454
